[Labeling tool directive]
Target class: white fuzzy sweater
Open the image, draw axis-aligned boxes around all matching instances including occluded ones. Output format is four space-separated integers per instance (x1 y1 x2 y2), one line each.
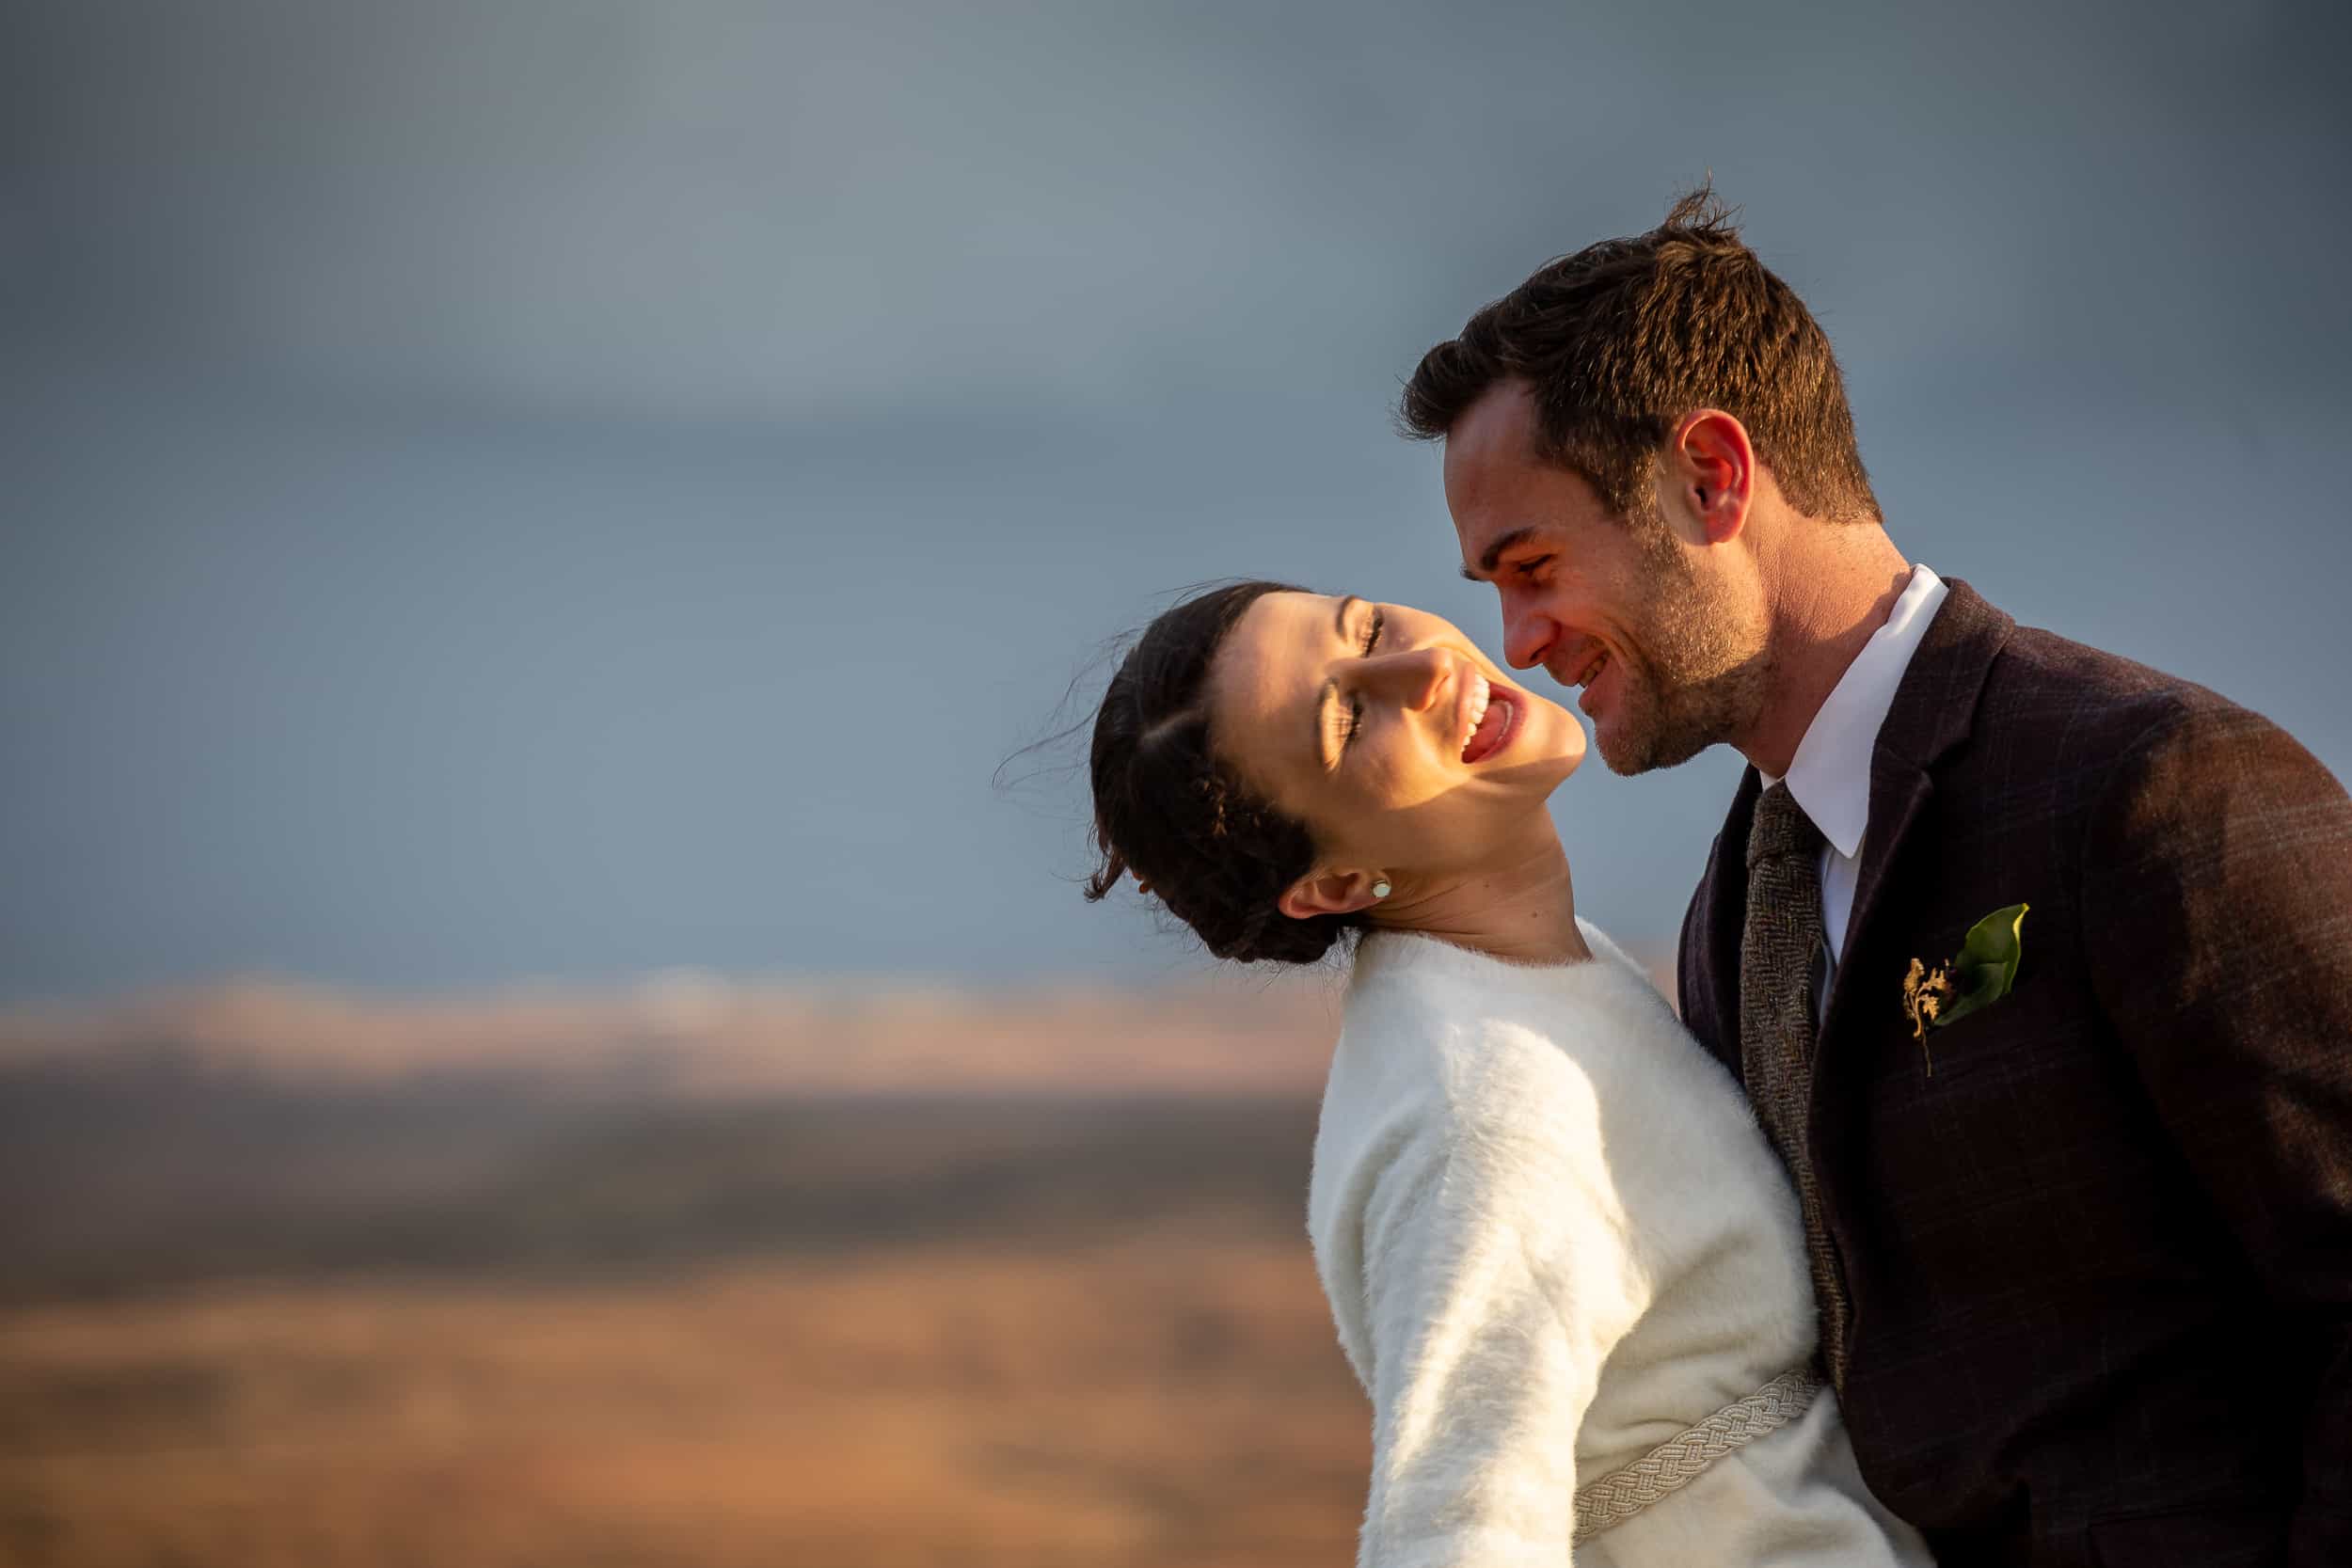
1308 922 1933 1568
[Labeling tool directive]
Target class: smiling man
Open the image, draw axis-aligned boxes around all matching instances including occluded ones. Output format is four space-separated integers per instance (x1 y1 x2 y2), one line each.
1400 191 2352 1567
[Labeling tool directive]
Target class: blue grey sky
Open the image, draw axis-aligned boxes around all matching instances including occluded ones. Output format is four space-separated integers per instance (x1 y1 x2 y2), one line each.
5 0 2348 1000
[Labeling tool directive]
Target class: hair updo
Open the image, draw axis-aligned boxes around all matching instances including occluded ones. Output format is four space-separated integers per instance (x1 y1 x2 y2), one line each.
1085 580 1362 966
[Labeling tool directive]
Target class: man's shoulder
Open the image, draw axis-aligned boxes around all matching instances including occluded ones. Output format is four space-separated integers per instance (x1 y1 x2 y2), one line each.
1972 614 2287 765
1990 619 2224 718
1931 605 2345 863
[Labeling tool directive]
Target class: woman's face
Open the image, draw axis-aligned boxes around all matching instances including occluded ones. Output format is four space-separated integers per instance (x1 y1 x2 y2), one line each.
1208 592 1584 887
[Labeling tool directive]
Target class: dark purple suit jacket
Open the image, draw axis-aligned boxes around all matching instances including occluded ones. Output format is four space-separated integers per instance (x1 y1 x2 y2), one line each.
1677 580 2352 1568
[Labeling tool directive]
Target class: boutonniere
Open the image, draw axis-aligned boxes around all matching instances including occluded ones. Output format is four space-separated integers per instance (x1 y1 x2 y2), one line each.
1900 903 2029 1075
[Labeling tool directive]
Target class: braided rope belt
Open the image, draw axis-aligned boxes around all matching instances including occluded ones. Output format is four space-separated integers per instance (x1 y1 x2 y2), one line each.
1570 1366 1825 1544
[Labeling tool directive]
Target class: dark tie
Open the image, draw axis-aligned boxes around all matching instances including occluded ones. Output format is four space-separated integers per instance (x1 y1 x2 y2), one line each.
1740 783 1851 1391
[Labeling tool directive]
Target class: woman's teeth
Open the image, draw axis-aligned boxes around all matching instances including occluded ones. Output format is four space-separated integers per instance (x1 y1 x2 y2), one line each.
1464 673 1490 745
1461 675 1510 763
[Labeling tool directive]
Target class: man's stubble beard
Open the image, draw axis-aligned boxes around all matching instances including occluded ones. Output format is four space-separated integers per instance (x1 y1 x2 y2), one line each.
1593 524 1773 777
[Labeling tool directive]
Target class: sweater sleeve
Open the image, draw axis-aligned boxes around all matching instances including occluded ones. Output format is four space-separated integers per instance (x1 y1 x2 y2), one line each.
1345 1028 1641 1568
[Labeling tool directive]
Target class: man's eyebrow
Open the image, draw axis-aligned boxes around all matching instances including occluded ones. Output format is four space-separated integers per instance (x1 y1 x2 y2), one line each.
1461 526 1541 582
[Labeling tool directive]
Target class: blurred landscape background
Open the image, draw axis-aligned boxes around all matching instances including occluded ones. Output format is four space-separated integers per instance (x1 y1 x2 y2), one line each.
5 0 2348 1563
0 976 1367 1565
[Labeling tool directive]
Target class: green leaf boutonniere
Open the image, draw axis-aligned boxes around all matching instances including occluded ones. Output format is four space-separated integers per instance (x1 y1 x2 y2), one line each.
1899 903 2029 1075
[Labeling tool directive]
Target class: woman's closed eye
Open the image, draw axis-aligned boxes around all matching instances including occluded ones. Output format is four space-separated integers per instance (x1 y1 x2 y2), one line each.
1339 608 1385 753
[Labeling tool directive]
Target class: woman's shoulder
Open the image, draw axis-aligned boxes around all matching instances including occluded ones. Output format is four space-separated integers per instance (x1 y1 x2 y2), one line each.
1340 923 1682 1065
1327 922 1722 1132
1311 917 1805 1327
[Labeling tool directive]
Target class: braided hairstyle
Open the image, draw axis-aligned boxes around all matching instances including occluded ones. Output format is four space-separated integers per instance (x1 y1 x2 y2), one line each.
1085 580 1361 965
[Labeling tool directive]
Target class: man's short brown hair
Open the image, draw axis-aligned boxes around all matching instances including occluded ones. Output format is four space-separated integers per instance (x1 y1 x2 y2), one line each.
1400 189 1881 524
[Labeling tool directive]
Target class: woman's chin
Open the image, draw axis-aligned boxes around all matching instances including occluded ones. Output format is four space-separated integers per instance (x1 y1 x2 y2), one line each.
1521 698 1587 779
1558 709 1590 771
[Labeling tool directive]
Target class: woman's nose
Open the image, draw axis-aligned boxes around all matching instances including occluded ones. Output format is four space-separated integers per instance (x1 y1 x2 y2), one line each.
1353 648 1451 711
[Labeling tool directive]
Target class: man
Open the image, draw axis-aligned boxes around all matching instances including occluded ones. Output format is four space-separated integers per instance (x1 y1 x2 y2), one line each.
1401 191 2352 1567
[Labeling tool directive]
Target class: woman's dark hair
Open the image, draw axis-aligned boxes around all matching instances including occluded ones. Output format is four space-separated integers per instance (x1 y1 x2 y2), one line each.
1085 580 1361 965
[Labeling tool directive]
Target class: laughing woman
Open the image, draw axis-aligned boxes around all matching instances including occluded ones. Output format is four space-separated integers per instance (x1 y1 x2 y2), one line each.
1085 581 1930 1567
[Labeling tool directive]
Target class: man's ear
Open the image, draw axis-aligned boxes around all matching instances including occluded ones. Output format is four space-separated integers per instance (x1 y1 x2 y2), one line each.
1278 868 1385 922
1667 409 1755 545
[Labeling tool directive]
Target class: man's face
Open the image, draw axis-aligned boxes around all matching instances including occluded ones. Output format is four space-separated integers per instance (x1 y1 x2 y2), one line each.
1443 381 1770 774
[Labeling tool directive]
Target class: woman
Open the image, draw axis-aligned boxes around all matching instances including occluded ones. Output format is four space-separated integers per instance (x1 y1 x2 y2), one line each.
1086 581 1931 1566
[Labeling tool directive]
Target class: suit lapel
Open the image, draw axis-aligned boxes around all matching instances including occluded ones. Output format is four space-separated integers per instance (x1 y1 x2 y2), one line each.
1820 754 1933 1046
1816 578 2013 1056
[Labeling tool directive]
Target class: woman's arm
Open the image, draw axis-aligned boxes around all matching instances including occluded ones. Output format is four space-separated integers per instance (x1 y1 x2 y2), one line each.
1337 1032 1644 1568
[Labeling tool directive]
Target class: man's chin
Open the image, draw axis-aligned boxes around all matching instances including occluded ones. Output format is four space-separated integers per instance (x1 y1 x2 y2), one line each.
1594 726 1659 777
1587 707 1646 775
1594 663 1759 775
1594 709 1715 777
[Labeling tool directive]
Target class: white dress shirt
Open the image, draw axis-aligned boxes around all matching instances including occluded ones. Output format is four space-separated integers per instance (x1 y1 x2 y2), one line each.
1757 564 1948 1015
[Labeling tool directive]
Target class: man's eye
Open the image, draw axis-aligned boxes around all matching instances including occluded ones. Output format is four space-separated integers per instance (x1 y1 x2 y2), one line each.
1513 555 1554 580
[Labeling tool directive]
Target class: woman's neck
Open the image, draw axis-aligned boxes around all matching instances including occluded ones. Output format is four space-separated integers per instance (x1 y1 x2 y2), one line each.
1373 829 1589 967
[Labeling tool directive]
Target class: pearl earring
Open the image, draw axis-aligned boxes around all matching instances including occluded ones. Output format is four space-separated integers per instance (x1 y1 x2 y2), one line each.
1372 879 1392 900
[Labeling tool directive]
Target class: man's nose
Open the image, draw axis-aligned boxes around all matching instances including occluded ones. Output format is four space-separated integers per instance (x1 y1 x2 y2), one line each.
1355 648 1451 711
1502 598 1556 671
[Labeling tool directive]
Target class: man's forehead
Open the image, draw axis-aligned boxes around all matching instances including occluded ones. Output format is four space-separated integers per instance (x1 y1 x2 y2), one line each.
1451 377 1541 454
1451 451 1610 574
1440 416 1525 508
1444 389 1546 527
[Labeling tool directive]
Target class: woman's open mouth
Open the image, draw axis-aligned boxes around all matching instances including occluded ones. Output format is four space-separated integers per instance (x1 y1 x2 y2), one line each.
1459 674 1522 765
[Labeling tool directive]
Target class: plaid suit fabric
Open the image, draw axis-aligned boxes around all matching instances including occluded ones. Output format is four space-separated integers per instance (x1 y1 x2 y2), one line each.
1677 581 2352 1568
1739 784 1851 1391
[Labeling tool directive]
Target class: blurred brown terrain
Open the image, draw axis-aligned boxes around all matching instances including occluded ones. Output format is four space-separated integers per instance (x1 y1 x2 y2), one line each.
0 974 1373 1568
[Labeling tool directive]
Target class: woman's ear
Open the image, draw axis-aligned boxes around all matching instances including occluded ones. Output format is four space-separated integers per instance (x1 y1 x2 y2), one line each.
1278 869 1386 922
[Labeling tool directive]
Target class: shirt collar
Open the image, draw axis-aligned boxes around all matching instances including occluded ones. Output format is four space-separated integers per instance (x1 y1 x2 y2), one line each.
1758 564 1948 860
